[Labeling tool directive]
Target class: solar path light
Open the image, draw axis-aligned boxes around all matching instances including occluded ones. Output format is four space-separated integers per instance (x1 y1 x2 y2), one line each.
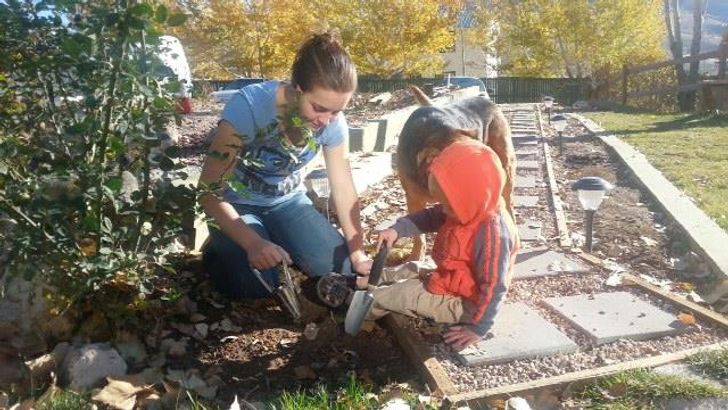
572 177 614 252
543 96 554 124
552 114 568 155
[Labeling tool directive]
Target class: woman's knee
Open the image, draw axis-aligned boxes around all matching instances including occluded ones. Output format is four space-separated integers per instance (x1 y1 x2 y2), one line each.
203 225 277 299
297 242 352 277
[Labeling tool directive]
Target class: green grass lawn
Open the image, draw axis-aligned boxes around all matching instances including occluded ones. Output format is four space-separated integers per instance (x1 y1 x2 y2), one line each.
575 368 727 409
584 112 728 232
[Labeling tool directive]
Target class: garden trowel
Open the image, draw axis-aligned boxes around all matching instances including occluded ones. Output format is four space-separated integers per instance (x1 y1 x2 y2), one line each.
344 245 389 335
252 264 302 322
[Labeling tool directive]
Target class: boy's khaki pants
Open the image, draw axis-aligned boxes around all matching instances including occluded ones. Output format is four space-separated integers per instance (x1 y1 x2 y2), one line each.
367 261 475 324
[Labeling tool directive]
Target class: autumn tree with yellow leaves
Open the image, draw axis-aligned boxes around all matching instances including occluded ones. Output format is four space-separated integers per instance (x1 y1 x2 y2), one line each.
495 0 666 79
172 0 461 79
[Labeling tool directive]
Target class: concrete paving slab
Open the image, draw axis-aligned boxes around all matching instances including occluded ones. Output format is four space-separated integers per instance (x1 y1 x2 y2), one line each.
515 175 537 188
514 195 540 208
511 128 539 133
544 292 684 345
518 221 543 241
457 303 579 366
515 139 539 147
514 248 590 279
517 160 540 170
516 147 539 156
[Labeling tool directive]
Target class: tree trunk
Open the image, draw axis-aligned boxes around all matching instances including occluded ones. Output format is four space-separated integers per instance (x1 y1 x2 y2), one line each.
718 29 727 79
664 0 690 111
685 0 706 110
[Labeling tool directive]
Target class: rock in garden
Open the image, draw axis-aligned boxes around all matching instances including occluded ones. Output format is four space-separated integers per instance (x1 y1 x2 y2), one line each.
293 365 317 380
62 343 128 391
194 323 209 339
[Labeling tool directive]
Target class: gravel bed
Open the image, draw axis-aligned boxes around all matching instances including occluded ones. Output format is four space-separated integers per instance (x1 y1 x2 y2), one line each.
409 105 726 393
438 323 726 391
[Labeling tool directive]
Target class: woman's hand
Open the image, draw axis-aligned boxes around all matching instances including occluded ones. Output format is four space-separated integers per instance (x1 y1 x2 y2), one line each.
350 249 372 275
443 326 481 351
246 238 292 270
376 228 399 251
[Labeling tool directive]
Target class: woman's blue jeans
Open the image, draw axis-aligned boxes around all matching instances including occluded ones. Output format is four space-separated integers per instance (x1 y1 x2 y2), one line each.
203 193 353 299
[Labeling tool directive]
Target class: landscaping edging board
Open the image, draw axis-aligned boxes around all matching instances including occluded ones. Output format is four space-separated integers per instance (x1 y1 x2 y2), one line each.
537 106 572 248
571 113 728 310
442 341 728 409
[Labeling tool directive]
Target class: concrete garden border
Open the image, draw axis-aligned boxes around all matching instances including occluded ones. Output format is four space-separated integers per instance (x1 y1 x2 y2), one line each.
570 113 728 311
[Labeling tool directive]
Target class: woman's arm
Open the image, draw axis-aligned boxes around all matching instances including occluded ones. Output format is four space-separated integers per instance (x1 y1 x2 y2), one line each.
323 144 371 274
199 121 291 269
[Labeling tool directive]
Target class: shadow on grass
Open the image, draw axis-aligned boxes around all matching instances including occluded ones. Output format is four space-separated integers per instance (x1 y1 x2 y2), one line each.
590 109 728 137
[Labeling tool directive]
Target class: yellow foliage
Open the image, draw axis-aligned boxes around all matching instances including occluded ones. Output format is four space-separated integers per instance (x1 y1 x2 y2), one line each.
176 0 462 79
323 0 460 77
495 0 667 78
173 0 319 79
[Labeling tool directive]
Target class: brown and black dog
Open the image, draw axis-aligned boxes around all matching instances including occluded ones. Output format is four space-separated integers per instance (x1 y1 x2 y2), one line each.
396 86 516 261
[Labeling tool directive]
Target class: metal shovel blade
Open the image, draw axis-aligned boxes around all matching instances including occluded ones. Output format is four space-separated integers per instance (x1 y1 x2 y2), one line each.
344 290 374 335
276 285 302 322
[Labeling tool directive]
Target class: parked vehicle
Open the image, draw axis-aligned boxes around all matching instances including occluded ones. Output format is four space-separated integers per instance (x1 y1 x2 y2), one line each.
211 78 267 103
442 76 490 99
155 35 194 114
51 36 194 114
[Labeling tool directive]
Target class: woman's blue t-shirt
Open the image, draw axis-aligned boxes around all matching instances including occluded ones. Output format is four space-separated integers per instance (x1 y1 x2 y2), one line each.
219 81 347 206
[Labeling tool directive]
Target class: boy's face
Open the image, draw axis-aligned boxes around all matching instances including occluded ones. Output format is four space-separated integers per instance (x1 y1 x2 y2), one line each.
428 173 455 219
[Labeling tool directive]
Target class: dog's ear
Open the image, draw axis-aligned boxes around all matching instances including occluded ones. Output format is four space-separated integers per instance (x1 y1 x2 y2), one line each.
416 147 441 183
450 128 480 140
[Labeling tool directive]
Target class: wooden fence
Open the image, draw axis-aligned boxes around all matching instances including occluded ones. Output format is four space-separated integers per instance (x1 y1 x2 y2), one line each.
196 76 591 106
621 48 728 109
356 76 590 105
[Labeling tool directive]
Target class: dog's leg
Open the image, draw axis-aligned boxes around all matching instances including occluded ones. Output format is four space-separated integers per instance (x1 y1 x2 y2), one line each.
485 108 517 219
400 173 429 262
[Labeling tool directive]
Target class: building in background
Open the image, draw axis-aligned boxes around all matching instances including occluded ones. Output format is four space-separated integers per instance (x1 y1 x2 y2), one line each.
441 3 498 78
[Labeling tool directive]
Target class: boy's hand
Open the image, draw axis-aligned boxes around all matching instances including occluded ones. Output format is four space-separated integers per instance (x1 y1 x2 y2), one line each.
376 228 399 250
443 326 481 351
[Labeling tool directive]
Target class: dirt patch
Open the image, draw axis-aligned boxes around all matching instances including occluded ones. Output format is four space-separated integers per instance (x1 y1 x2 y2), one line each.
345 89 416 128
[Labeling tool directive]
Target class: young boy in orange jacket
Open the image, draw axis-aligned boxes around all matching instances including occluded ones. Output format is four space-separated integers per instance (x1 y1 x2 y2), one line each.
372 139 519 351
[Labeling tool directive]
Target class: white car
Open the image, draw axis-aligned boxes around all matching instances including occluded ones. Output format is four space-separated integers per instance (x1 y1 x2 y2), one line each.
156 35 194 114
211 78 266 103
442 76 490 99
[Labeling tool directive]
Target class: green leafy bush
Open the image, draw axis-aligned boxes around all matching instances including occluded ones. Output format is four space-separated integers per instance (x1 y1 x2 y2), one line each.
0 0 196 309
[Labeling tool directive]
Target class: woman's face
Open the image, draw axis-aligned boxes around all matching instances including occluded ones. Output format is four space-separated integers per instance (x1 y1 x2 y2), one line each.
297 86 353 131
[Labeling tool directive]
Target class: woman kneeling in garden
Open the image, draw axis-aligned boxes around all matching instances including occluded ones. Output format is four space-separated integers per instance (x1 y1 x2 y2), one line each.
199 32 372 300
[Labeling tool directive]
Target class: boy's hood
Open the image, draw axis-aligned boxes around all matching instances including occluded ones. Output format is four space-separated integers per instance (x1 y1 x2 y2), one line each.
429 140 504 224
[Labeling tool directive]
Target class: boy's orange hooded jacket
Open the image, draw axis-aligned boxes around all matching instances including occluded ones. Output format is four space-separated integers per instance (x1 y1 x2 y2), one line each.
391 140 519 335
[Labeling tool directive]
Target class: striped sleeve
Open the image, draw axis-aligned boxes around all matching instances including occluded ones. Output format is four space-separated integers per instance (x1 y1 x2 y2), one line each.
391 205 447 238
471 213 514 336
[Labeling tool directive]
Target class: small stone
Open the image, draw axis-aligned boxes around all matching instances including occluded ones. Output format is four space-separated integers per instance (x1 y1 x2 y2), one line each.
294 365 317 380
161 338 187 358
195 323 209 339
61 343 128 391
303 323 319 340
190 313 206 323
219 319 240 332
